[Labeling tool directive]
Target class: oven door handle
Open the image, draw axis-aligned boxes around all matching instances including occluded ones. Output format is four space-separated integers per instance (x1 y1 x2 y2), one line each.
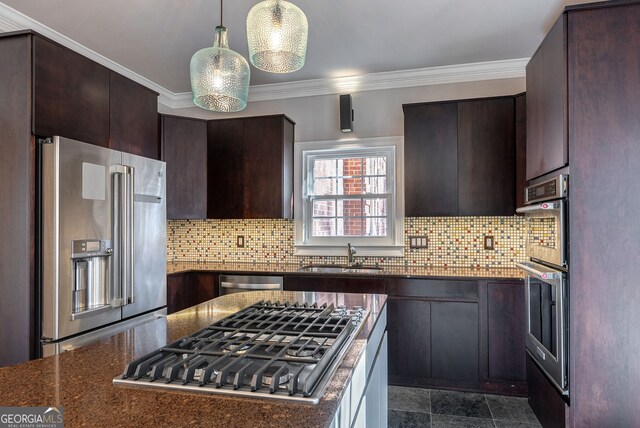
516 202 561 213
516 262 561 280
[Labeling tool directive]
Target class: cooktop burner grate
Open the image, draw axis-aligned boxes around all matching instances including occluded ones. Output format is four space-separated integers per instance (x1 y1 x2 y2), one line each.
114 301 368 402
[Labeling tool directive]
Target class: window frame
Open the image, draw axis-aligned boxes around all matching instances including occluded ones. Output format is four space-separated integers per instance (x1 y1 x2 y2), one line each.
294 137 404 257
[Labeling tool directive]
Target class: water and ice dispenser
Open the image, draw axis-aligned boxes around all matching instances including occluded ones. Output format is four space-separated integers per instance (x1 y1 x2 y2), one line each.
71 239 112 314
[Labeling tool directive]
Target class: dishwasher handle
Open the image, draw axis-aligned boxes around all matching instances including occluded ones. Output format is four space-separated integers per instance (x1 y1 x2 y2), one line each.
219 275 284 296
220 282 282 290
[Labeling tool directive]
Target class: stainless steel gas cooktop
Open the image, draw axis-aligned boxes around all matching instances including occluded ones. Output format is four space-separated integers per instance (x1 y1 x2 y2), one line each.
113 300 368 403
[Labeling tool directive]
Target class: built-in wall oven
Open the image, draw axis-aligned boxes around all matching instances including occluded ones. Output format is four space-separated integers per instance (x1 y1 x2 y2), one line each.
516 174 569 395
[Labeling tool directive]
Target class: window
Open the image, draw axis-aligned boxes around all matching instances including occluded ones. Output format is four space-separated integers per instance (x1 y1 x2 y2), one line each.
294 137 404 256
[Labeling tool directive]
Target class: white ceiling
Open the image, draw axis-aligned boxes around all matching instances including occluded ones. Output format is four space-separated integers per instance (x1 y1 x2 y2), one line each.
0 0 600 96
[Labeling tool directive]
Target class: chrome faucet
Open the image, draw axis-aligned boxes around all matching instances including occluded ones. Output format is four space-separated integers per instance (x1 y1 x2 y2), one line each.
347 243 357 265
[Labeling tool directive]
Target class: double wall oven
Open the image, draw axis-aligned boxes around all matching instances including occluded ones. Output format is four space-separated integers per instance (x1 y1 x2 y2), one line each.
517 174 569 395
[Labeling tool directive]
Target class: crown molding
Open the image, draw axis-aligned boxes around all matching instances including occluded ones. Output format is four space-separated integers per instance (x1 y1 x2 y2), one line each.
245 58 528 102
0 12 21 32
0 2 527 110
166 58 527 108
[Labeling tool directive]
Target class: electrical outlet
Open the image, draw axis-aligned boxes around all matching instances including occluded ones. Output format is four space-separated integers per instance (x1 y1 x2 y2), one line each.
409 236 429 249
484 235 494 250
237 235 245 248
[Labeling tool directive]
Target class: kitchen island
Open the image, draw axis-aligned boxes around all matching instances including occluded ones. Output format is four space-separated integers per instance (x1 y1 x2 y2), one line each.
0 291 387 428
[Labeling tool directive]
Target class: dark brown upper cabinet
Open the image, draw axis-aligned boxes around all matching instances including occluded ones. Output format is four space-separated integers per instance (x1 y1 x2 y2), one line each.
207 115 294 219
515 93 527 209
526 15 567 180
403 95 520 217
33 35 110 146
109 72 160 159
458 98 515 216
161 115 208 219
403 103 458 216
32 34 159 158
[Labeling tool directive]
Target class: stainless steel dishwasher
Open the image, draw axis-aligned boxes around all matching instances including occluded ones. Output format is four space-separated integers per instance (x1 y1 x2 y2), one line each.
219 274 284 296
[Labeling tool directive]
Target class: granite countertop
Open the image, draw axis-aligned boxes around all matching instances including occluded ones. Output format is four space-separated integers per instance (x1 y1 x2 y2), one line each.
167 261 524 279
0 291 386 428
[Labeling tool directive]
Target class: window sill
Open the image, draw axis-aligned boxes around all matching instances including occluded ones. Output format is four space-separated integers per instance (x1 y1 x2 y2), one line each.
293 245 404 257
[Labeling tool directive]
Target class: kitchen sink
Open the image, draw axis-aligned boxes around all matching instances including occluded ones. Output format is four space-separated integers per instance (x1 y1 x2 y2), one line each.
298 264 383 274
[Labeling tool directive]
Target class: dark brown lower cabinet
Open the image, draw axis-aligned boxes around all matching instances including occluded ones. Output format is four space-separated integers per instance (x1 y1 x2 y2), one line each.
167 273 218 314
387 298 431 385
386 278 480 389
167 273 188 314
190 273 218 304
387 298 479 389
431 301 479 382
527 356 567 428
484 281 527 383
387 278 526 394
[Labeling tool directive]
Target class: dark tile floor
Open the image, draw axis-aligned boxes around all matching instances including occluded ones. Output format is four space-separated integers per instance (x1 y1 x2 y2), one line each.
388 386 541 428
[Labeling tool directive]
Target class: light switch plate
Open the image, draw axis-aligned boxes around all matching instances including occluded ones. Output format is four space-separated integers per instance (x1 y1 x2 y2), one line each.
237 236 245 248
484 235 494 250
409 236 428 249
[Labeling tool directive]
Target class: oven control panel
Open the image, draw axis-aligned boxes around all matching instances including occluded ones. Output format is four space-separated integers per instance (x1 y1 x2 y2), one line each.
525 174 568 204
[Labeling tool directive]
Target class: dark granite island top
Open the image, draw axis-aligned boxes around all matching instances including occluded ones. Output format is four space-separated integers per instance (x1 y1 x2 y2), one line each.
0 291 387 428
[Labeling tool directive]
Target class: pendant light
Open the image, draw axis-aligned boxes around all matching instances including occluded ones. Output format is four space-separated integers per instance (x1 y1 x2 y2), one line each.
190 0 250 112
246 0 308 73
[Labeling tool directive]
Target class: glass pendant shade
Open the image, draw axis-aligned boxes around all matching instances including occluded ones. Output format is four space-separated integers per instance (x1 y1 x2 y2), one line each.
190 26 250 112
246 0 308 73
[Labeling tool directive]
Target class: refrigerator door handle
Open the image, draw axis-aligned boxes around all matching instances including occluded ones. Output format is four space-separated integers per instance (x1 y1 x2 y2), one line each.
111 165 126 307
125 166 135 305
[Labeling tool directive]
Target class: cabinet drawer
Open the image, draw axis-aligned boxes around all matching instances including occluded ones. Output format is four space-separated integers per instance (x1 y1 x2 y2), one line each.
385 278 478 300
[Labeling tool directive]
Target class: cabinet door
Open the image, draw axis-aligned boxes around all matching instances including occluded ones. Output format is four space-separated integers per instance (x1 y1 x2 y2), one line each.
33 36 110 146
486 282 526 381
110 72 159 159
387 298 431 385
162 116 207 219
458 98 515 216
207 119 244 218
515 94 527 209
167 274 188 314
189 273 218 302
0 34 35 366
243 116 294 218
431 301 479 382
242 116 283 218
207 115 294 219
167 273 218 314
526 15 567 180
403 103 458 216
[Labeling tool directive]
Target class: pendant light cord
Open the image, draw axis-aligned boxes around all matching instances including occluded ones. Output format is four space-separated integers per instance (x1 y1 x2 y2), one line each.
220 0 223 27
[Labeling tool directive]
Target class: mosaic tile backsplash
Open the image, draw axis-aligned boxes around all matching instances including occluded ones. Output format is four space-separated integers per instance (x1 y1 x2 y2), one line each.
167 217 526 268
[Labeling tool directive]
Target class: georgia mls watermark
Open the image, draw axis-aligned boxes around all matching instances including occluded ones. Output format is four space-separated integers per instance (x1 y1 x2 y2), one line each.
0 407 64 428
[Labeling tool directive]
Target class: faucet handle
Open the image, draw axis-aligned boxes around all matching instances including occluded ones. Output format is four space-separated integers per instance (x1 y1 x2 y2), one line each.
347 242 357 265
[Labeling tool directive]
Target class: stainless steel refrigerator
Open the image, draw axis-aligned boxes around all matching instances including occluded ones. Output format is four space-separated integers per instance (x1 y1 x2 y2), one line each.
38 136 167 356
